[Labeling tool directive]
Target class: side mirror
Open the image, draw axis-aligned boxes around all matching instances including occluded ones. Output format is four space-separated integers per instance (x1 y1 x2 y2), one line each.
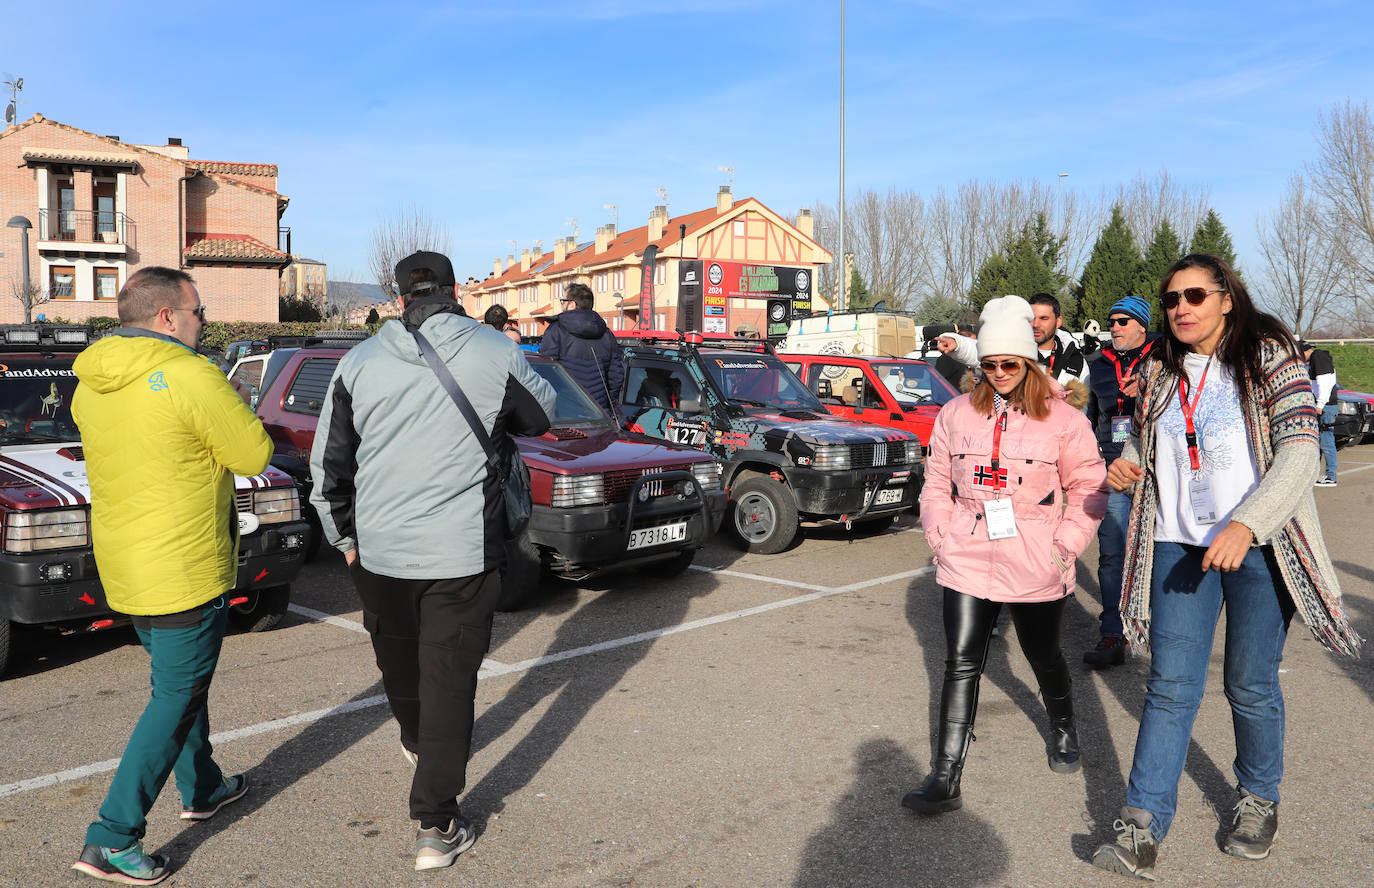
851 376 865 411
816 378 833 399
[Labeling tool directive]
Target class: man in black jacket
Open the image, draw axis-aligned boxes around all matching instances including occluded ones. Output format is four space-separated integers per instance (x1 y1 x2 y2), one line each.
1030 293 1088 386
1082 294 1158 667
1301 340 1340 486
539 283 625 415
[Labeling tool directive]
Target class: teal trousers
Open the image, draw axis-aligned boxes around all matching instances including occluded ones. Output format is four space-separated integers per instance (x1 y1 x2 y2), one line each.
85 600 228 849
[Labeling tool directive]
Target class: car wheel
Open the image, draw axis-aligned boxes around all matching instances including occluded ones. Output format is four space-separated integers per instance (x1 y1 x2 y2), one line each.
636 548 697 578
0 618 11 678
229 585 291 632
497 531 544 611
729 476 799 554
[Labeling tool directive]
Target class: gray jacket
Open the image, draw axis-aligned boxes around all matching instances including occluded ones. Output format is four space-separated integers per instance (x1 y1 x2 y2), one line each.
309 310 555 579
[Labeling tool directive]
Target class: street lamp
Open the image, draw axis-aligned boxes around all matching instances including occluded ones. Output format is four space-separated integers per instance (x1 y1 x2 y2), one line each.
838 0 846 312
1056 173 1068 237
7 215 33 298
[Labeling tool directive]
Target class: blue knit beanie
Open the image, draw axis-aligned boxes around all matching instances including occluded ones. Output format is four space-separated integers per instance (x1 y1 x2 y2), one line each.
1109 294 1151 328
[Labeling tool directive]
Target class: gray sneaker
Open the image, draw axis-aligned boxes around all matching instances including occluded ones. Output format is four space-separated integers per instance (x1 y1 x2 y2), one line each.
414 816 477 871
1224 790 1278 860
1092 817 1158 881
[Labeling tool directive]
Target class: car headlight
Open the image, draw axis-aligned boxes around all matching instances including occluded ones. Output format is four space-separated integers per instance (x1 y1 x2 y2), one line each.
4 507 90 553
551 473 604 507
691 461 723 491
1339 401 1359 415
811 444 850 470
253 487 301 524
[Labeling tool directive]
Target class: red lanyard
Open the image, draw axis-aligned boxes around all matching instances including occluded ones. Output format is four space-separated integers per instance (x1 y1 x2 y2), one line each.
991 409 1008 470
1109 341 1153 414
1177 357 1213 471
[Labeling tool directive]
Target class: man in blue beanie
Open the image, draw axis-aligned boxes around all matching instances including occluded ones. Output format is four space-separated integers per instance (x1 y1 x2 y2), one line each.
1082 294 1158 667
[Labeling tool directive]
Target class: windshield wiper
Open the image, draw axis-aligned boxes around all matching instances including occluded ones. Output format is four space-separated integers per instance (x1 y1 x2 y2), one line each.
728 398 770 408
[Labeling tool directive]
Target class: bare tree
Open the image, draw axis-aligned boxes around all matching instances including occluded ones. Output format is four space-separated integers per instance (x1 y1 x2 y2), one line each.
368 206 454 298
1307 100 1374 304
1113 168 1211 254
1257 174 1344 334
7 275 47 324
322 279 368 329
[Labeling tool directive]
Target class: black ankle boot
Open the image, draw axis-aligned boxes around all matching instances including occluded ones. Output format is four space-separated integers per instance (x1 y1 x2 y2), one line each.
1043 692 1081 773
902 723 972 814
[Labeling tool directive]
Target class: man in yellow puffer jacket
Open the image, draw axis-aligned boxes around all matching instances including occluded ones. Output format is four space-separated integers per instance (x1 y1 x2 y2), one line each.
69 267 271 887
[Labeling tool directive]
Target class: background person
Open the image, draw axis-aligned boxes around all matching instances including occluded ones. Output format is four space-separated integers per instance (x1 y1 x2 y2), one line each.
1029 293 1089 386
1092 254 1362 881
538 283 625 415
905 295 1107 815
71 267 271 885
1081 294 1159 668
1300 340 1340 486
311 251 555 872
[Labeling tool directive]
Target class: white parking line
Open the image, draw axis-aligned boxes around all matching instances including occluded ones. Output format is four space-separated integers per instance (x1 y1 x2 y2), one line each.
1338 463 1374 476
0 565 932 799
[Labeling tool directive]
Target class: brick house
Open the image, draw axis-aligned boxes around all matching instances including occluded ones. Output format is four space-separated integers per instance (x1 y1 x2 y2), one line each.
464 187 832 337
0 114 289 323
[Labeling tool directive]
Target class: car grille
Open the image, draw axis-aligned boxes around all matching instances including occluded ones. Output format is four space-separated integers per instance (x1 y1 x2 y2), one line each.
236 491 253 513
850 442 908 469
604 464 693 503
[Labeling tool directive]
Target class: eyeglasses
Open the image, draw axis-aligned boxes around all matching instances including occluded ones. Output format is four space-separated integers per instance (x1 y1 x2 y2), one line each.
1108 316 1135 327
1160 288 1225 311
172 305 207 321
979 359 1023 375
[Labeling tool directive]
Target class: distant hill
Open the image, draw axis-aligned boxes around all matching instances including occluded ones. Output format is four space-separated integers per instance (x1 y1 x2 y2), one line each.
327 280 389 304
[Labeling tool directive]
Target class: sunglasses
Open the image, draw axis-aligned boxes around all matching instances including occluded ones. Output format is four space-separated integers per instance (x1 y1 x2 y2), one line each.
172 305 207 321
979 359 1023 375
1160 288 1225 311
1108 316 1136 327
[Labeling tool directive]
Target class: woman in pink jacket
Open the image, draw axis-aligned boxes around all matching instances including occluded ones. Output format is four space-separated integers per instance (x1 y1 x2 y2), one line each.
904 295 1108 814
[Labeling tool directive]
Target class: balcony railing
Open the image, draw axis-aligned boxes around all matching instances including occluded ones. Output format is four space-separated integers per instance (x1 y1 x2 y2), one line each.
37 209 133 246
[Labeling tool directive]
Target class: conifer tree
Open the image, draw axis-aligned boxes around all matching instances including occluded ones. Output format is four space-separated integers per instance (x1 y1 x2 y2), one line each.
1189 209 1241 276
847 268 874 310
968 213 1067 315
1133 219 1184 304
1078 204 1141 325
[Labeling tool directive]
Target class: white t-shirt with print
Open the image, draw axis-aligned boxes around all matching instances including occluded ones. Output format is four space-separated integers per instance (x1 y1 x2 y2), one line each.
1153 352 1260 546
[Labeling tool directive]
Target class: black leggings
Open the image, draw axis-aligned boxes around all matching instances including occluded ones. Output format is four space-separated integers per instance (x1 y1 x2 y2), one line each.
941 586 1071 711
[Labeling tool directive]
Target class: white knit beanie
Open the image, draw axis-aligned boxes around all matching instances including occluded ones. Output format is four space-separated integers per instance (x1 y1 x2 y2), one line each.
977 295 1039 361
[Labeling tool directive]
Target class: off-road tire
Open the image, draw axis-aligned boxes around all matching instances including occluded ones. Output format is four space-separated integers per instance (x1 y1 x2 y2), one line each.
0 618 11 678
729 476 799 554
229 585 291 632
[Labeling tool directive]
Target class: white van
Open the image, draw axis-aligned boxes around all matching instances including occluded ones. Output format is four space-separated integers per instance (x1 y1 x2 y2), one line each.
777 311 918 359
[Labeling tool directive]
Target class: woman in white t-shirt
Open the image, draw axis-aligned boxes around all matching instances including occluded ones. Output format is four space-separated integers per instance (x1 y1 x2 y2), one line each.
1091 254 1361 881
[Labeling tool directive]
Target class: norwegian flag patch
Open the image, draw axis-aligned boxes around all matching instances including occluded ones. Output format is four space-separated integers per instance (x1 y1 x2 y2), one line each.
972 465 1007 490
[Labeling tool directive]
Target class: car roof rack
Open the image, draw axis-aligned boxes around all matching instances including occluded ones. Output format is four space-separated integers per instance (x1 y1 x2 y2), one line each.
264 330 370 349
0 323 94 348
616 330 774 355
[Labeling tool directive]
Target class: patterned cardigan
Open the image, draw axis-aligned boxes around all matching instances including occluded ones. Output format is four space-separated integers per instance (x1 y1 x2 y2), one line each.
1117 339 1362 657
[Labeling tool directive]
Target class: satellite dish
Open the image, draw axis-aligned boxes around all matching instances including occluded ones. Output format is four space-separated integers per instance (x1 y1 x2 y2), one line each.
4 103 14 124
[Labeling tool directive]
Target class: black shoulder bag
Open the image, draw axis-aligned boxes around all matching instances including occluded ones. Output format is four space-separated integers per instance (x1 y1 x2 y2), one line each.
411 329 532 538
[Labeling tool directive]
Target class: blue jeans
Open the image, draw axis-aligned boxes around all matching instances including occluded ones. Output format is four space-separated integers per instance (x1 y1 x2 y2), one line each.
1094 490 1133 638
86 601 228 850
1320 404 1338 480
1123 542 1295 840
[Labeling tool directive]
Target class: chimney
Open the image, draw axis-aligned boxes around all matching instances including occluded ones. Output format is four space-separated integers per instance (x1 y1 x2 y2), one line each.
716 185 733 214
595 224 616 254
796 208 814 239
494 257 503 277
647 205 668 242
531 240 543 260
554 237 568 264
520 248 531 272
506 254 516 271
168 137 182 146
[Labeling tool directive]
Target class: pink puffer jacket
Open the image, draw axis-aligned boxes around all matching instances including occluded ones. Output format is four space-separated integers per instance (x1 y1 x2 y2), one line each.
920 392 1108 602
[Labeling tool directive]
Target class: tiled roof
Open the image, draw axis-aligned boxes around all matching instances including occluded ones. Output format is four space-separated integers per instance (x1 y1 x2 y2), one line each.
531 303 554 316
187 160 278 177
21 146 141 169
183 233 289 264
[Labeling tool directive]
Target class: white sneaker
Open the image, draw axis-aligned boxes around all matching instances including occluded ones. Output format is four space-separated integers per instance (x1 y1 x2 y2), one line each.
1314 477 1338 487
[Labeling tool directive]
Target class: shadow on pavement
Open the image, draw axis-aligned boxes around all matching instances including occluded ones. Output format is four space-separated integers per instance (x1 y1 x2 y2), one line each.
791 737 1008 888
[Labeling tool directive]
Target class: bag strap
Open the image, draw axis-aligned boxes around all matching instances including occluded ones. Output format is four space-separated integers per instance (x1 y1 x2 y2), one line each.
411 328 498 469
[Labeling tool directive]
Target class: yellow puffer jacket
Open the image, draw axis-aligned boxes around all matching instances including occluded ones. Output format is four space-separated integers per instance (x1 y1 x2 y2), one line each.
72 332 272 615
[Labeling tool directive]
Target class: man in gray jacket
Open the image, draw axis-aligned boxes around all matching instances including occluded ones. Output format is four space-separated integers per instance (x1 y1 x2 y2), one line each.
310 251 555 872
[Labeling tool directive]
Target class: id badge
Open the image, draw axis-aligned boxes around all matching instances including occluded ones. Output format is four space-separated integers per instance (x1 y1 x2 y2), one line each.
984 498 1018 540
1111 416 1131 443
1188 477 1219 525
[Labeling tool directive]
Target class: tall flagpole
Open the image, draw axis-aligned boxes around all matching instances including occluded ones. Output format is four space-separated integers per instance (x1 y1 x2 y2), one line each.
838 0 846 312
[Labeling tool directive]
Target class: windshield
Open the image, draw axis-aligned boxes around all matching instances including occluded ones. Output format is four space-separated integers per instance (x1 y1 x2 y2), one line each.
870 361 959 407
528 361 612 425
0 358 81 444
702 352 824 411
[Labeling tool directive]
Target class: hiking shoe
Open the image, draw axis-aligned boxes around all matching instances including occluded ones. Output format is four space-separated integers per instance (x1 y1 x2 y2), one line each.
180 773 249 821
1224 790 1278 860
1092 817 1158 880
72 841 170 885
1314 477 1337 487
415 816 477 871
1084 635 1127 668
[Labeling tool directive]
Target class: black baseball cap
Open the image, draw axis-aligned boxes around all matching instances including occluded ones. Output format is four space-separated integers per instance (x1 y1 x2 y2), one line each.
395 251 456 296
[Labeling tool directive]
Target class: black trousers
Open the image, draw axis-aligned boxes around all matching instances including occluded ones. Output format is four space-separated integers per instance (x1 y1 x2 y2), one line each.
940 586 1071 724
352 564 501 827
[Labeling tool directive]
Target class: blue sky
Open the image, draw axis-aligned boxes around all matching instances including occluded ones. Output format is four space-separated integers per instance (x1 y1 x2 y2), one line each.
6 0 1372 286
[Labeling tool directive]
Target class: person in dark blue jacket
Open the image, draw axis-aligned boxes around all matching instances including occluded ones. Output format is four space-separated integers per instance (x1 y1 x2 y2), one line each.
1082 294 1159 667
539 283 625 416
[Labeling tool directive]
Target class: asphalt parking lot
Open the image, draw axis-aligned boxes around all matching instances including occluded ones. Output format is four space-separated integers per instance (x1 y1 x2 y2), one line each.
3 449 1374 888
